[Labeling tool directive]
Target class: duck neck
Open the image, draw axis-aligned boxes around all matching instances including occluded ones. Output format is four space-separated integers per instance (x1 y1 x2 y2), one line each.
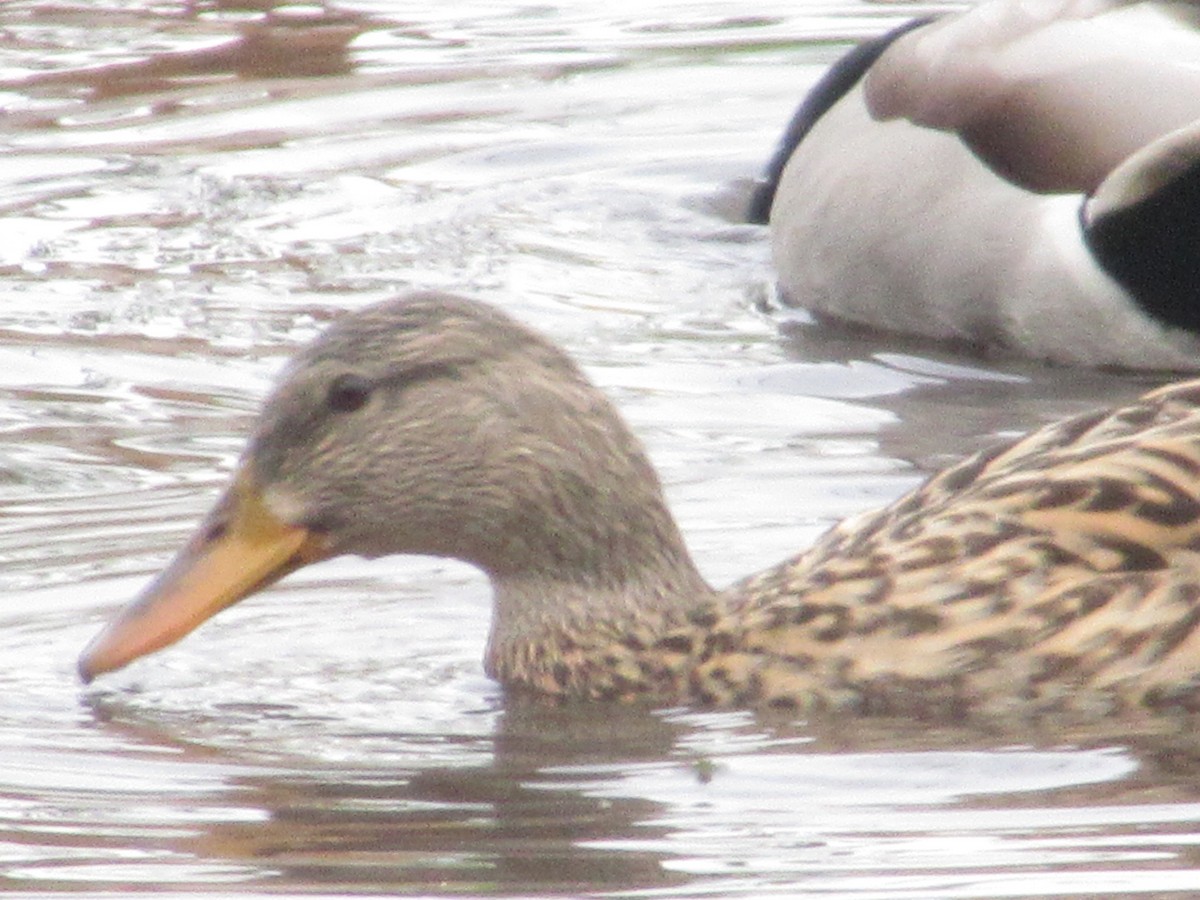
482 518 716 698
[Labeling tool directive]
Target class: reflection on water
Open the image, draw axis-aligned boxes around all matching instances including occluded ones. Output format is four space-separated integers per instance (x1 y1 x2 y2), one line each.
2 0 1200 896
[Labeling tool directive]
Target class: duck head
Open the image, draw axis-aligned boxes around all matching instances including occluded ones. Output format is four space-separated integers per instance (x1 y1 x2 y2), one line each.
78 292 706 682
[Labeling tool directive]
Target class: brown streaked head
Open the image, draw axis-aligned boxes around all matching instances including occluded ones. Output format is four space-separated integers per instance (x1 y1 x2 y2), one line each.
78 292 705 682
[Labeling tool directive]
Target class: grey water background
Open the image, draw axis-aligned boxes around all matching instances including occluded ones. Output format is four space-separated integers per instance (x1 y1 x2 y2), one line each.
1 1 1199 897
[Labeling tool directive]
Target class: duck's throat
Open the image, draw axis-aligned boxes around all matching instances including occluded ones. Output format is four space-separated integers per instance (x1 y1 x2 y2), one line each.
484 566 717 701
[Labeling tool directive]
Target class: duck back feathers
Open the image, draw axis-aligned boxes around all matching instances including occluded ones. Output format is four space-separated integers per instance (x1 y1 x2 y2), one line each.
757 0 1200 369
718 378 1200 716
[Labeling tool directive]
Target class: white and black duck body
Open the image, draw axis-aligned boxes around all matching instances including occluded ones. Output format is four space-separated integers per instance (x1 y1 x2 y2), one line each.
751 1 1200 371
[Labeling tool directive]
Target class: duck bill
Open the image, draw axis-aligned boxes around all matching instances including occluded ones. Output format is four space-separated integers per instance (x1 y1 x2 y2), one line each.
78 474 330 683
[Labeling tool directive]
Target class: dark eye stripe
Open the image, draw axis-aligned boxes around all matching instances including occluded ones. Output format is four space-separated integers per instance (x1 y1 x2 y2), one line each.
326 363 460 414
378 361 461 392
326 373 373 412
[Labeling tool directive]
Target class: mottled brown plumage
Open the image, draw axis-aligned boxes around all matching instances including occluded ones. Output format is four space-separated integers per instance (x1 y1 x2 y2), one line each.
78 293 1200 718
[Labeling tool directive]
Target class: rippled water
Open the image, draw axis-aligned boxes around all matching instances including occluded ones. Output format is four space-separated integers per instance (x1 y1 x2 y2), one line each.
1 1 1198 897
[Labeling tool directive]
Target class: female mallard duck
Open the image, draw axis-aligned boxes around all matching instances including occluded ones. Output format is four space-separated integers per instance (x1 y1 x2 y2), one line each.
750 0 1200 370
80 293 1200 717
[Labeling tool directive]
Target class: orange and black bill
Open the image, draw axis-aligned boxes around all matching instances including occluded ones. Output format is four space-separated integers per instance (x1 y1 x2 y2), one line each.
78 474 329 683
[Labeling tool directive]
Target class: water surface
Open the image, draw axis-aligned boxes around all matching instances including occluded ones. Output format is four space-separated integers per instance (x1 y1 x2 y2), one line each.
1 1 1197 897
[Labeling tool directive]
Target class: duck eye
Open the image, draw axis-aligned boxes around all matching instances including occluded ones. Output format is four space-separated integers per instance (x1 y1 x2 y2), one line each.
326 373 374 413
